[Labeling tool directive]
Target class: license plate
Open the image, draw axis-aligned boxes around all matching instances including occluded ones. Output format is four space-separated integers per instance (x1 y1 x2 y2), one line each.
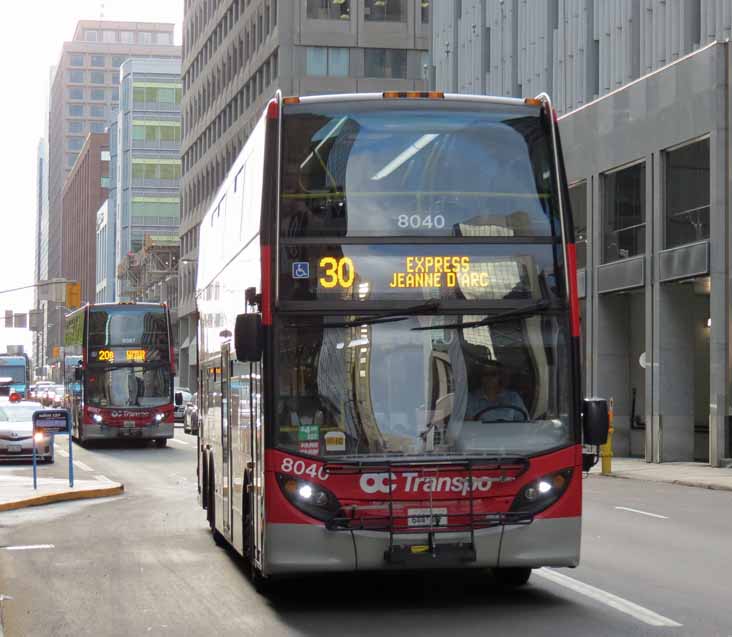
7 444 23 453
407 508 448 528
124 420 135 426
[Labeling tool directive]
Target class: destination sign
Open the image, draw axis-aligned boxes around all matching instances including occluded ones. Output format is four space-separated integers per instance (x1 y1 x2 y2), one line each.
280 244 550 303
90 349 149 363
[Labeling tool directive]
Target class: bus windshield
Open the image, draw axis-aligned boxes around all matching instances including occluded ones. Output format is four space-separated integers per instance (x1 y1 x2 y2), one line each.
86 365 171 408
88 307 169 350
275 314 572 459
280 100 559 239
0 366 26 384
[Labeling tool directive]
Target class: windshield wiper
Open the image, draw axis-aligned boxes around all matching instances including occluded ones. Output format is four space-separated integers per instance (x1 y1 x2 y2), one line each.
411 300 552 331
324 299 441 329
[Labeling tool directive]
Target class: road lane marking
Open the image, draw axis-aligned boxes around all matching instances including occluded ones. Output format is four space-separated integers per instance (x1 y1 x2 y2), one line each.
94 475 114 483
615 506 668 519
2 545 55 551
168 438 189 446
73 460 94 472
56 448 69 458
535 568 682 627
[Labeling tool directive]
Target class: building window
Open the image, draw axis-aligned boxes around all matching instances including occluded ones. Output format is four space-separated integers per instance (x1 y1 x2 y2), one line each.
102 30 116 43
90 105 105 118
68 69 84 83
364 48 407 78
68 137 84 151
364 0 406 22
67 153 79 168
119 31 135 43
69 53 84 66
112 55 126 68
91 87 105 101
602 162 645 263
91 55 106 67
307 0 350 20
111 88 119 102
90 122 106 134
68 87 84 100
139 31 155 44
568 182 588 269
90 71 105 84
665 138 710 248
306 47 349 76
84 29 98 42
68 120 84 134
158 32 173 44
68 104 84 117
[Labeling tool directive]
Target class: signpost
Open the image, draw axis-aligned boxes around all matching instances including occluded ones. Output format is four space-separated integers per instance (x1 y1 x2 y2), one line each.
32 409 74 489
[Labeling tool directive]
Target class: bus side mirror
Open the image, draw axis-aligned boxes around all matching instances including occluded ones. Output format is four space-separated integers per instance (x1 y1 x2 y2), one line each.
235 314 262 362
582 398 609 446
175 392 184 406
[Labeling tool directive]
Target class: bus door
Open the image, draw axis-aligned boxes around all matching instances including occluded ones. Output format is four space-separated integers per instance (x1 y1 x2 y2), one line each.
250 356 264 566
221 345 233 538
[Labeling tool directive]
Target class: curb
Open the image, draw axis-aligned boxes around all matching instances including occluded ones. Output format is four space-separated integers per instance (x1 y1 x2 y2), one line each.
592 472 732 493
0 484 124 512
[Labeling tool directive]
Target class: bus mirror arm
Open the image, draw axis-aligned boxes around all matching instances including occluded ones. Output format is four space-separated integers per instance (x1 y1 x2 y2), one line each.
74 367 82 382
235 314 263 362
582 398 610 446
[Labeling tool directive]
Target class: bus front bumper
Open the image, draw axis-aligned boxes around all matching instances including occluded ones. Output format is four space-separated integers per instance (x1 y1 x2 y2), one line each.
263 517 580 576
82 423 174 440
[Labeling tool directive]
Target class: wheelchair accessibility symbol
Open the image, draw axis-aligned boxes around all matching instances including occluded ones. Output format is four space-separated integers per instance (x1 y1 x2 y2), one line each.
292 262 310 279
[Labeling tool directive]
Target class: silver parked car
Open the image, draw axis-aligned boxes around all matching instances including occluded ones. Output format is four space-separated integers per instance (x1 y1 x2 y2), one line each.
183 392 199 435
0 402 55 462
174 388 192 423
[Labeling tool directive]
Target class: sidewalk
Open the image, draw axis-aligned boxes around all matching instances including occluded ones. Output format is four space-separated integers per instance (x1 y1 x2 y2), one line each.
0 474 123 512
590 456 732 492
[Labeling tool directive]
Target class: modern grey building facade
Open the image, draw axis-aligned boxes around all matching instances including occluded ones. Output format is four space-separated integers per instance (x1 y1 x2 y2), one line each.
32 138 49 375
177 0 431 388
95 200 114 303
114 57 182 301
432 1 732 466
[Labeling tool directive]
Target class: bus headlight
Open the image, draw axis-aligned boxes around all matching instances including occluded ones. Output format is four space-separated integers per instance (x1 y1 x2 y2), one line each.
276 473 340 522
510 468 573 514
93 414 103 424
155 413 165 423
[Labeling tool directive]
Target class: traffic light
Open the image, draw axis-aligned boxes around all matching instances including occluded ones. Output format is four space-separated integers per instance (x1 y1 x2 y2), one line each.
66 282 81 309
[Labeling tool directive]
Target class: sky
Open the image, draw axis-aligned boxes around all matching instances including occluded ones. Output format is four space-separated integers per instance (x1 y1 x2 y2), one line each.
0 0 183 353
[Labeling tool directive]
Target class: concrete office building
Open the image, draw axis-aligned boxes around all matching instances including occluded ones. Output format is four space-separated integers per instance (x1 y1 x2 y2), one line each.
32 138 48 375
177 0 431 388
114 58 182 302
47 21 180 354
432 1 732 466
61 133 110 308
95 200 114 303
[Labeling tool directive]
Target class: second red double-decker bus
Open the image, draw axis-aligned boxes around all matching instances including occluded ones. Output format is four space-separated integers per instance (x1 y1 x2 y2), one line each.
196 91 608 587
64 302 175 446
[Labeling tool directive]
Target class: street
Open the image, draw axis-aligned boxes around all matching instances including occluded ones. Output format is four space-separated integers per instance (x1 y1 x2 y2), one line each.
1 431 730 637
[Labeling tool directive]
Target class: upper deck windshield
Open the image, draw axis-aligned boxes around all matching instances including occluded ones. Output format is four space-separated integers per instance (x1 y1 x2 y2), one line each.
275 314 573 459
88 306 169 355
280 100 559 239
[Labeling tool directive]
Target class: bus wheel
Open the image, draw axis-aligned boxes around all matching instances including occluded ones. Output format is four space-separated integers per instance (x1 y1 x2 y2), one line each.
207 461 225 547
154 438 167 448
493 567 532 588
201 453 209 510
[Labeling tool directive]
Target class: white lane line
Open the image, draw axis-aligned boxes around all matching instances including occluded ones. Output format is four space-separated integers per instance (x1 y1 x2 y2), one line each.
535 568 681 627
72 460 94 472
2 545 55 551
168 438 189 446
94 474 114 483
615 506 669 519
56 448 69 458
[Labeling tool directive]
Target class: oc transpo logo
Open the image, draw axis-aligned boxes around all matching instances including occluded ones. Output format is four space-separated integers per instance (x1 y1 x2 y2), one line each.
359 472 501 496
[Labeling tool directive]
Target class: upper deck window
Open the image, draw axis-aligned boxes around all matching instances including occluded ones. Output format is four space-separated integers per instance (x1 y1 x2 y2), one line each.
280 101 559 238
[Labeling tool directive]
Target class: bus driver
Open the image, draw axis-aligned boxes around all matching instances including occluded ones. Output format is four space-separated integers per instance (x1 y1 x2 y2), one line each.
466 362 528 422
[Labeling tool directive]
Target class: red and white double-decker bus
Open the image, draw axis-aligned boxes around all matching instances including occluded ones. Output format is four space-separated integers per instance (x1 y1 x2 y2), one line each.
64 302 175 447
196 92 608 587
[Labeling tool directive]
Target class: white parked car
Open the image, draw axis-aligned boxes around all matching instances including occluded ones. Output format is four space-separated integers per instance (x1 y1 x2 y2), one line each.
0 402 54 462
